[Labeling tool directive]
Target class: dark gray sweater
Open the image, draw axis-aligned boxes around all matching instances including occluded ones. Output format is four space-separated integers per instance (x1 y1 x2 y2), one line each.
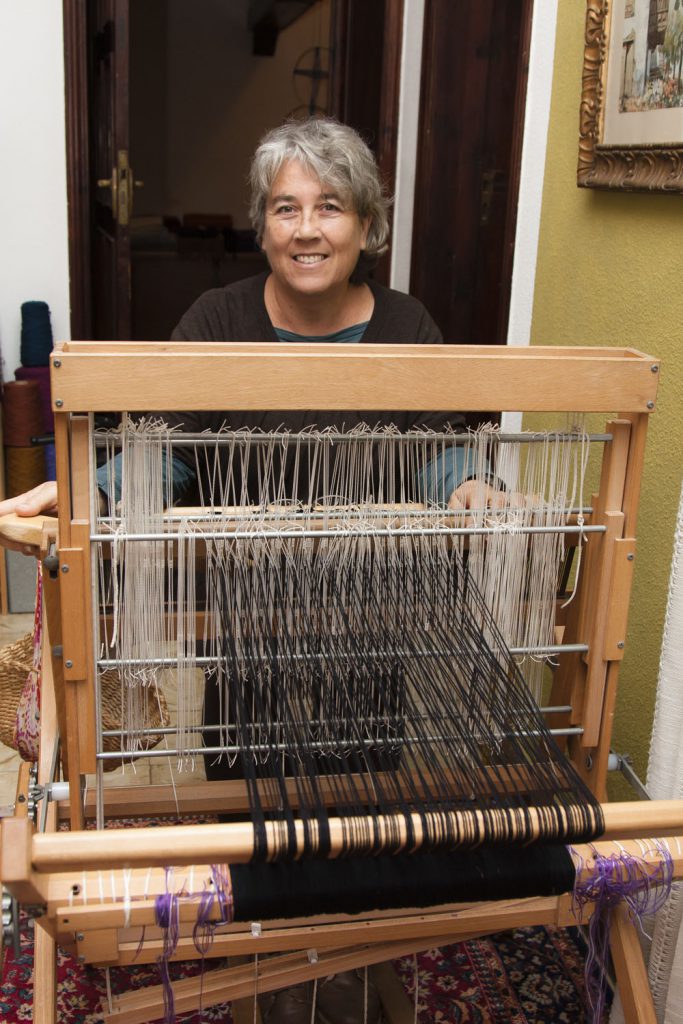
167 272 463 436
149 273 467 503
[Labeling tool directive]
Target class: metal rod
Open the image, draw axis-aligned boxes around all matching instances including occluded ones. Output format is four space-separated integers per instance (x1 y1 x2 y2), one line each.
98 505 596 526
97 723 585 760
99 716 579 739
510 643 588 656
94 430 611 447
91 523 604 542
97 641 589 671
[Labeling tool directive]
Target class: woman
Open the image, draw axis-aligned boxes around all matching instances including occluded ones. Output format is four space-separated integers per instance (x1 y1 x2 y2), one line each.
0 116 496 524
0 118 505 1024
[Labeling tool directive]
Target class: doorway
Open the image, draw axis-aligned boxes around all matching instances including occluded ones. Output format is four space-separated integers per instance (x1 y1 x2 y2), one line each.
63 0 531 346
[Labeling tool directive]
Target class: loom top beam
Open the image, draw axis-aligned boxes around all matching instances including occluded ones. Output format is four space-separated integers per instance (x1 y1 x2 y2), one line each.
49 342 660 414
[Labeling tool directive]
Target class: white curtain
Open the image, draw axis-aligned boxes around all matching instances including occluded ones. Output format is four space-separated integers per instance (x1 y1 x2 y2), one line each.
610 477 683 1023
646 477 683 1019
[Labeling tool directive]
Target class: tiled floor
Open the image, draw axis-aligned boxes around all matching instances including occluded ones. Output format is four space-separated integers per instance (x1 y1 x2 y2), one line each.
0 614 206 815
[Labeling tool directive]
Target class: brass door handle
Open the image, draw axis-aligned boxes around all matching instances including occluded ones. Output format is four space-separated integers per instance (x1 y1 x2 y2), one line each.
96 170 118 215
96 155 143 224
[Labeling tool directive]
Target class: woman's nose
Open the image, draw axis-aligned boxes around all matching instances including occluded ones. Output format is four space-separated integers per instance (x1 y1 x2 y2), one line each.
295 210 321 238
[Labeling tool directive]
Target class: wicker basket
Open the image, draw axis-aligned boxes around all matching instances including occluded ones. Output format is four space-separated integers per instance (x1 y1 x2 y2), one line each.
0 633 33 749
0 633 169 769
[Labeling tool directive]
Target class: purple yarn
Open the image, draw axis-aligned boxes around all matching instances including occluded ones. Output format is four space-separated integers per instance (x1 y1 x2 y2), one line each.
193 864 234 954
44 443 56 479
155 869 181 1024
154 864 234 1024
573 841 674 1021
213 863 234 924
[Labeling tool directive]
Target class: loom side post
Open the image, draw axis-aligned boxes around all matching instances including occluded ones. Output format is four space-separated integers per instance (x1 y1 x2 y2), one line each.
0 815 49 910
576 417 648 792
55 412 96 827
576 411 653 797
576 420 630 646
581 509 624 750
610 903 657 1024
33 924 57 1024
581 417 634 753
31 585 60 1024
619 411 651 539
549 418 643 795
41 542 69 781
585 411 655 794
54 410 82 826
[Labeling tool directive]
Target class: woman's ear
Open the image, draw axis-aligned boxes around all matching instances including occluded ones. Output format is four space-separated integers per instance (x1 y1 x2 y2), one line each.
360 216 371 251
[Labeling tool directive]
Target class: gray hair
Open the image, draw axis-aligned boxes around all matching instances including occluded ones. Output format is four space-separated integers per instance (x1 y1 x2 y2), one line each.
248 117 390 262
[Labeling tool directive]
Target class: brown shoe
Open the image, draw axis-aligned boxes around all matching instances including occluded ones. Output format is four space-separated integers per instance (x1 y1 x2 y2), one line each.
317 970 382 1024
259 982 315 1024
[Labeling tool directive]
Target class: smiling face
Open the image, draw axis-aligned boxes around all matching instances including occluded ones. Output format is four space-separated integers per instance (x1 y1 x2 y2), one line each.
261 159 370 302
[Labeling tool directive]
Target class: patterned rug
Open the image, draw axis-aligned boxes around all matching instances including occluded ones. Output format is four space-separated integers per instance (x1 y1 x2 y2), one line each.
1 920 606 1023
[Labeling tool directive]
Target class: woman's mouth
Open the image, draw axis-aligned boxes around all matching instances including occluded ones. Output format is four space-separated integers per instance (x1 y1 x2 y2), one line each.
293 254 327 264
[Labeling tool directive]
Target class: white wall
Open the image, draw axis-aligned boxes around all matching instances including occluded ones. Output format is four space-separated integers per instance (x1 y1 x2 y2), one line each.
390 0 426 293
0 2 71 377
501 0 558 434
506 0 559 351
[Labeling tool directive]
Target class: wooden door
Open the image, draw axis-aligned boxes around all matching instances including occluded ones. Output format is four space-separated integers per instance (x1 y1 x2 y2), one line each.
410 0 532 345
91 0 132 339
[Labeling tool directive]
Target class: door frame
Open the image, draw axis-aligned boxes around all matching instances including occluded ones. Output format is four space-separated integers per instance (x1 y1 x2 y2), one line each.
63 0 543 346
497 0 534 345
63 0 91 340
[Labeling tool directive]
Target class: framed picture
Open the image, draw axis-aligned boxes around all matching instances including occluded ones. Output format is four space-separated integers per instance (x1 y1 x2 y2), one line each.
578 0 683 191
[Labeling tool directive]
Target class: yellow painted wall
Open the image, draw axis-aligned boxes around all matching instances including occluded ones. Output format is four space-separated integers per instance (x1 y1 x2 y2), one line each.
531 1 683 789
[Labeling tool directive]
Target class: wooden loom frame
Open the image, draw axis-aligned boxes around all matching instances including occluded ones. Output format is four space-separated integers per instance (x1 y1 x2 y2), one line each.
0 341 680 1024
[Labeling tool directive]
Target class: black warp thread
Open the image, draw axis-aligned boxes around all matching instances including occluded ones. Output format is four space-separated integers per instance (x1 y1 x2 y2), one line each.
230 845 577 920
213 536 603 861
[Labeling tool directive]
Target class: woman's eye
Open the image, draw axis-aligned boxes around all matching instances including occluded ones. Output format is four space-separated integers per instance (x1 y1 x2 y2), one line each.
275 204 295 215
321 203 341 213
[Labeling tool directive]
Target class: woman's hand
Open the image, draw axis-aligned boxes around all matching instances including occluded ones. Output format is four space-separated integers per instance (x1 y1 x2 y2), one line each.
449 480 507 513
0 482 58 554
0 481 58 518
448 480 534 522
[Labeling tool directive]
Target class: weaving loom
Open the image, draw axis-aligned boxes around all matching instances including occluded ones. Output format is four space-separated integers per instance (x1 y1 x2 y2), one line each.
0 341 681 1024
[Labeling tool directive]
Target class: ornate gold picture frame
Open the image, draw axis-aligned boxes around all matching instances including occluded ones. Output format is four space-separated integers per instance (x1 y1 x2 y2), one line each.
578 0 683 192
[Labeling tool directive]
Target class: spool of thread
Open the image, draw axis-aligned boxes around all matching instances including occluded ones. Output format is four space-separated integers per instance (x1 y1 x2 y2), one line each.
14 366 53 432
2 380 43 446
44 443 56 479
20 300 53 367
4 446 46 497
